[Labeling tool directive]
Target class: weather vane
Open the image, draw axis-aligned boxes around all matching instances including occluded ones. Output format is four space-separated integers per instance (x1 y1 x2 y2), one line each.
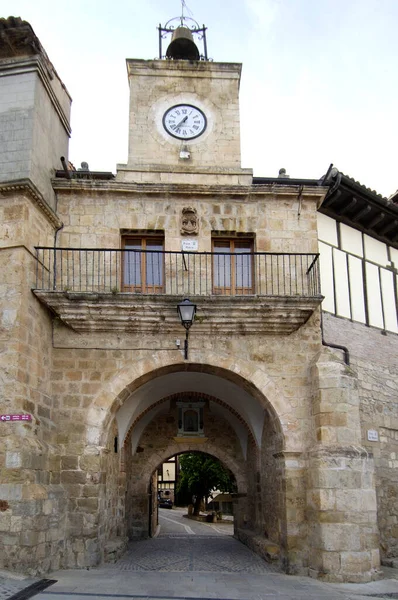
180 0 193 25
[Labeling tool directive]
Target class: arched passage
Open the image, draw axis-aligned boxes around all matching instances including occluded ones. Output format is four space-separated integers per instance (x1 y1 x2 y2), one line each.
144 447 242 540
86 351 294 450
128 435 249 496
121 387 256 541
78 353 312 573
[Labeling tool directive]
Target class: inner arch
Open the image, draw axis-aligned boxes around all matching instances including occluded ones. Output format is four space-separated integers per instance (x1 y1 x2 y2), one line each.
115 368 283 453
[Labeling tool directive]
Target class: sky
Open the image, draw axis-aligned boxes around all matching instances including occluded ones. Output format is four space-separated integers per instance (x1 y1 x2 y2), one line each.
3 0 398 197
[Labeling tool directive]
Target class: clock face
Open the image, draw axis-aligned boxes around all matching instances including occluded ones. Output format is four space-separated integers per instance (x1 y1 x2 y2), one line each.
163 104 207 140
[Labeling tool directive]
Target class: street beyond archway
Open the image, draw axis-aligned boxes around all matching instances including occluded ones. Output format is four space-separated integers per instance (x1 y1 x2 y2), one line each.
157 506 235 537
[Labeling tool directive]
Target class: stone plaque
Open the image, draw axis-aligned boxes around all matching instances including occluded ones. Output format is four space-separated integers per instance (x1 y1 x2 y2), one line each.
367 429 379 442
181 239 198 252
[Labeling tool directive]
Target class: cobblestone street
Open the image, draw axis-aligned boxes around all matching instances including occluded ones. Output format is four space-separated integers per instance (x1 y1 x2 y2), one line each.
0 574 37 600
107 535 281 574
2 533 398 600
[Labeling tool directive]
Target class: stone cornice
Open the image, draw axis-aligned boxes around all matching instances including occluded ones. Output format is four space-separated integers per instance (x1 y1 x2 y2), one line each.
116 164 253 175
51 178 327 201
0 179 62 228
126 58 242 80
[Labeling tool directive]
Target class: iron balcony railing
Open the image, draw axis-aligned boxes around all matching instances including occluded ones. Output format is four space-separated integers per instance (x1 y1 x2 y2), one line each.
34 247 321 298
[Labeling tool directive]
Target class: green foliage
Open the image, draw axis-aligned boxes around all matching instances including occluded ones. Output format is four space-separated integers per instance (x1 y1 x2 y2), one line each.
177 452 237 515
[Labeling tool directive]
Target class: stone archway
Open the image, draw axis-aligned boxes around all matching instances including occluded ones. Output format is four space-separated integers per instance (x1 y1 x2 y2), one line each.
75 352 308 572
129 442 248 540
86 351 292 450
127 425 250 495
121 391 254 540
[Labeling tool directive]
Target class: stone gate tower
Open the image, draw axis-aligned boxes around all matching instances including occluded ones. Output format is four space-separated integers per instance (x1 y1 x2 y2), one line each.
0 13 383 583
118 19 250 185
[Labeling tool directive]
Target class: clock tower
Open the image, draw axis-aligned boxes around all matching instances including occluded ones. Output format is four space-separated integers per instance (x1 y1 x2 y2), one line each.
117 15 252 185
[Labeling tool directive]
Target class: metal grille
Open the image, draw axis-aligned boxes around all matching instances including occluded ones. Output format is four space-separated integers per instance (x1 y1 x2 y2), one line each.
34 247 320 298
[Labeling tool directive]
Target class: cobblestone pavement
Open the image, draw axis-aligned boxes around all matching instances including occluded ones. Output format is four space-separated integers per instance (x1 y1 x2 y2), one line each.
0 574 37 600
2 537 398 600
109 534 281 573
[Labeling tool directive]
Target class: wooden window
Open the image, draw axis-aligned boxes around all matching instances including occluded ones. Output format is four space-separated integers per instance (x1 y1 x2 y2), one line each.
122 236 164 293
212 238 254 295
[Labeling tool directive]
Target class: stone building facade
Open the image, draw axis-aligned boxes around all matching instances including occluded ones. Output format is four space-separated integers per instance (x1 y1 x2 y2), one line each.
0 15 397 583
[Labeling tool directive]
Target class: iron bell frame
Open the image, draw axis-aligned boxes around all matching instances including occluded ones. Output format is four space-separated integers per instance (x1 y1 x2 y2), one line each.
158 16 209 61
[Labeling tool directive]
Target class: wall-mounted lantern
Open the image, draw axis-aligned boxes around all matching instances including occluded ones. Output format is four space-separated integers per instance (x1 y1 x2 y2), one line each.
177 298 197 360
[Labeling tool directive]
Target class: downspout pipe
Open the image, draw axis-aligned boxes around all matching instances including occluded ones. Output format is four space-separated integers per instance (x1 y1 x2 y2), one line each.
53 189 64 290
320 310 350 366
318 164 350 366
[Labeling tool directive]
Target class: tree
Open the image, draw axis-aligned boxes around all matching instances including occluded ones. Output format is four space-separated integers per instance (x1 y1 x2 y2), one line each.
177 452 237 516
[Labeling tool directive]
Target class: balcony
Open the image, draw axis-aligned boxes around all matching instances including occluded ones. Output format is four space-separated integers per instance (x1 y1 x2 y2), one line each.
32 248 323 335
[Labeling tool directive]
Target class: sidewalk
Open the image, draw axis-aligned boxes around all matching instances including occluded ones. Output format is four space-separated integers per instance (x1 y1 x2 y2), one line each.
327 564 398 598
1 559 398 600
0 571 37 600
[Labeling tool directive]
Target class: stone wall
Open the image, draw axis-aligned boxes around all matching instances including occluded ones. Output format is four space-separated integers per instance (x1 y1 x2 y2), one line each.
54 184 320 255
0 72 35 183
1 175 385 581
0 193 65 574
307 347 380 582
260 412 283 543
323 313 398 562
44 316 323 571
0 56 71 208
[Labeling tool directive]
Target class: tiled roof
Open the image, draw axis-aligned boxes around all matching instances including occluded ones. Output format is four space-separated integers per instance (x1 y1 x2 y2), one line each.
0 16 42 59
388 190 398 204
0 16 32 30
337 172 388 202
321 170 398 247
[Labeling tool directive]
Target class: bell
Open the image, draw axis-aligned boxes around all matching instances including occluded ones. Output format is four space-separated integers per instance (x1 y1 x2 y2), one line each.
166 26 200 60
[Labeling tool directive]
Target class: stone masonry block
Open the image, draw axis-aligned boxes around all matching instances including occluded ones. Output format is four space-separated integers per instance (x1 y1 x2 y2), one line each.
307 489 336 511
61 456 79 470
320 523 361 552
0 484 22 501
61 470 87 484
22 484 47 500
5 452 22 468
340 551 371 573
79 455 101 471
335 489 363 512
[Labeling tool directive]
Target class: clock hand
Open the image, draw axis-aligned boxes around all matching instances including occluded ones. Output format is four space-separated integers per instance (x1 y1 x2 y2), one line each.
175 115 188 129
